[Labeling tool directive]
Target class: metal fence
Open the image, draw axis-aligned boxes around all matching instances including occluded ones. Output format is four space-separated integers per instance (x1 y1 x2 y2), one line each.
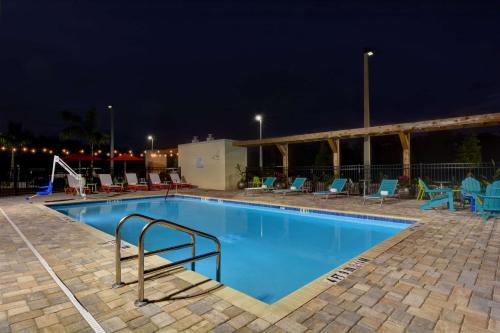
246 163 500 194
0 166 182 197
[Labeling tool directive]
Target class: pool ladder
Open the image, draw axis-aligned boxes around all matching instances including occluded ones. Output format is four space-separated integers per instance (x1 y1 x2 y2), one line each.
112 213 221 306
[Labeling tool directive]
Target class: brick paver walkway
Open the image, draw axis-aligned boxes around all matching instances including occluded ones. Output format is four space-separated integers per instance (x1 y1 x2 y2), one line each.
0 190 498 332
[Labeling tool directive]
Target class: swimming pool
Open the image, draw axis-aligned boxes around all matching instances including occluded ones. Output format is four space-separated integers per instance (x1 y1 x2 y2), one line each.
51 196 412 303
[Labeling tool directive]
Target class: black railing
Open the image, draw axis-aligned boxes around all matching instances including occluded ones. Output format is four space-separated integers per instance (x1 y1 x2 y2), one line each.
0 166 182 197
246 163 500 194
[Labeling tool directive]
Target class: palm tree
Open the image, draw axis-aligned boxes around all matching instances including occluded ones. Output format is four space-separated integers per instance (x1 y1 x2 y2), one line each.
0 122 31 180
60 107 109 172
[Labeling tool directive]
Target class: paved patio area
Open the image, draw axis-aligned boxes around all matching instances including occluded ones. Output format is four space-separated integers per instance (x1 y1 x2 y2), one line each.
0 189 499 332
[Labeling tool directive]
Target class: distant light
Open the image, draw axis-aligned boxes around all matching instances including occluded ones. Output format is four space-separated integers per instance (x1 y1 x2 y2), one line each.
157 150 160 153
169 150 173 153
255 114 262 122
1 146 5 151
366 50 374 57
31 149 36 153
42 148 47 153
147 135 153 140
119 153 122 157
140 153 144 157
49 150 53 154
22 147 28 152
128 150 132 154
65 151 70 155
114 150 117 154
13 148 17 152
106 152 110 156
107 105 113 109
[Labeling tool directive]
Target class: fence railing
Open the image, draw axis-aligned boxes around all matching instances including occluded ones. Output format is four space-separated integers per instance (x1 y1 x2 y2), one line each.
246 163 500 193
0 166 182 197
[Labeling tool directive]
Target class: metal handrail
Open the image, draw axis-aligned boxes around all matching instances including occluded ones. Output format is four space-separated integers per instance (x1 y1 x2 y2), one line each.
112 213 221 306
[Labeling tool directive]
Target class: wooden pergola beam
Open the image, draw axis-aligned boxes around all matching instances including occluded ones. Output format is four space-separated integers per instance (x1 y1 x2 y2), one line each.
327 138 340 177
233 113 500 147
398 132 411 177
275 144 289 178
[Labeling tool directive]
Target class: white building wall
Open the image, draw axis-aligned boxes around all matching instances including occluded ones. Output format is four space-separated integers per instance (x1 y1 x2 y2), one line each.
178 139 247 190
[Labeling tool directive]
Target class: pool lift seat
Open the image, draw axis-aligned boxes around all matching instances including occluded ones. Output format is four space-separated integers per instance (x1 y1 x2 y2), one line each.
112 213 222 306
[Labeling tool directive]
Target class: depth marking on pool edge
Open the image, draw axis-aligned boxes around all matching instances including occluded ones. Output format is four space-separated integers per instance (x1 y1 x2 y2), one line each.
325 257 370 284
0 208 105 333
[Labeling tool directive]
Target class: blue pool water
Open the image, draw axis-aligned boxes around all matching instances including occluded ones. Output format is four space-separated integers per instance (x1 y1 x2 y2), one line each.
51 196 411 303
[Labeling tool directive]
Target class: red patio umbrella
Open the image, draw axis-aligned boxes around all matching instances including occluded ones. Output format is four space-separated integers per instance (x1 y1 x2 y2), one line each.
109 154 144 173
64 153 101 171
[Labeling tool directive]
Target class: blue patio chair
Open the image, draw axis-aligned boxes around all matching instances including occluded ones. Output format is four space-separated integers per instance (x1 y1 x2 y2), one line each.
244 177 276 194
460 177 482 212
313 178 348 199
419 178 455 211
273 177 307 195
476 181 500 222
363 179 399 206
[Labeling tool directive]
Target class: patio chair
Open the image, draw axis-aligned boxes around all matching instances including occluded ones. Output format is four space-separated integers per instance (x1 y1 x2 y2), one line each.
98 174 123 192
363 179 399 206
476 181 500 222
149 172 169 190
273 177 307 195
460 177 482 211
125 173 149 191
244 177 276 194
418 178 454 211
313 178 348 199
169 172 192 188
66 174 91 194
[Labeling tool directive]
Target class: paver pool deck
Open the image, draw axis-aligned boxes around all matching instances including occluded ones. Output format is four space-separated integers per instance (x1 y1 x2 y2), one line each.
0 189 499 332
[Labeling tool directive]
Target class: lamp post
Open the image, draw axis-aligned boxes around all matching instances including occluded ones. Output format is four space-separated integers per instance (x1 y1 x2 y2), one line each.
147 135 154 151
255 114 263 169
363 50 374 180
108 105 114 174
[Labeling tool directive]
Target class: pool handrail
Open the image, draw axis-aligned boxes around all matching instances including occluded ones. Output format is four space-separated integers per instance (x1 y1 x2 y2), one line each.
112 213 221 306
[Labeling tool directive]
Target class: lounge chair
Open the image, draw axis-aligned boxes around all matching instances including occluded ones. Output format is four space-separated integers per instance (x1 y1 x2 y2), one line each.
313 178 348 199
98 174 123 192
363 179 399 206
244 177 276 194
169 172 192 188
273 177 307 195
149 172 169 190
418 178 454 211
460 177 482 211
65 174 92 194
476 181 500 222
125 173 149 191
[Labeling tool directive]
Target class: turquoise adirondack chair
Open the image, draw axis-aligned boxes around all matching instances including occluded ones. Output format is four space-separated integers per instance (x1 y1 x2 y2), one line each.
419 178 455 211
476 181 500 222
363 179 399 206
312 178 348 199
460 177 482 211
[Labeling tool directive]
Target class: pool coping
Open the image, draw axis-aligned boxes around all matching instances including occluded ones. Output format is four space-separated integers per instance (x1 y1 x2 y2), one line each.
42 193 422 323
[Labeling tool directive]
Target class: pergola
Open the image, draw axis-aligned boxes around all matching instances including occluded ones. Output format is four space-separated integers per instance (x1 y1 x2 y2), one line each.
233 112 500 178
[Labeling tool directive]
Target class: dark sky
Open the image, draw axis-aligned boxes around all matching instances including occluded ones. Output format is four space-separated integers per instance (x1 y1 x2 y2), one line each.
1 0 499 149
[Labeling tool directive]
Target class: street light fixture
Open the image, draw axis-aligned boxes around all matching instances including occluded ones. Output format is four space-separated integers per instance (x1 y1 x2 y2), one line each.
147 135 154 150
363 49 374 179
255 114 263 169
108 105 114 174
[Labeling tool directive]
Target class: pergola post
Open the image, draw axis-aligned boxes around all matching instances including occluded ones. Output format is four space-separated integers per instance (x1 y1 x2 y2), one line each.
327 138 340 177
398 132 411 178
276 144 289 179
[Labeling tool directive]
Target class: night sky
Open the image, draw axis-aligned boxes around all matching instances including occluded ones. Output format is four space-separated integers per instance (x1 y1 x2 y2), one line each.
1 1 499 150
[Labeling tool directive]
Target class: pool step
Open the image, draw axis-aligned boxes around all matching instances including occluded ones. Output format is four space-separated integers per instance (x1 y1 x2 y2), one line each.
325 257 370 284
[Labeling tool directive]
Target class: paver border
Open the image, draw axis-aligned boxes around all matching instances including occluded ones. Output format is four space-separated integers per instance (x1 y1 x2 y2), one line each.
41 192 423 323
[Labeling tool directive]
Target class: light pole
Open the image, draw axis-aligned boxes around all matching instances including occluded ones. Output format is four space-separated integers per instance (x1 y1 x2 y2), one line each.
148 135 154 151
108 105 114 174
363 50 374 179
255 114 263 169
